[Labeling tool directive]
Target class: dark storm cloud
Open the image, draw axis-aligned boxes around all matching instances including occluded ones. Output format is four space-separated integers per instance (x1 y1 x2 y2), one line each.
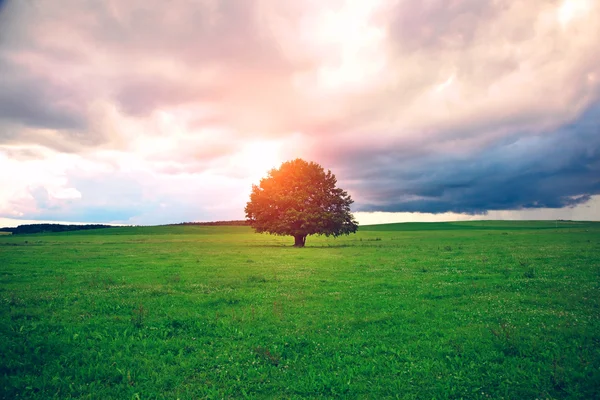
346 104 600 214
0 58 86 132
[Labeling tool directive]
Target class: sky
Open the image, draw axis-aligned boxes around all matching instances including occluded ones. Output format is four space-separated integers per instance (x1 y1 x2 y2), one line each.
0 0 599 227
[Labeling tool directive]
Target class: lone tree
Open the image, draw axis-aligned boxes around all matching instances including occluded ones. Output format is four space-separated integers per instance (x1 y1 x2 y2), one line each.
245 158 358 247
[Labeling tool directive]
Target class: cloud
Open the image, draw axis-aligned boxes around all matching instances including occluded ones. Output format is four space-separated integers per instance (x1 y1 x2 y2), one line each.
344 103 600 213
0 57 86 131
0 0 599 224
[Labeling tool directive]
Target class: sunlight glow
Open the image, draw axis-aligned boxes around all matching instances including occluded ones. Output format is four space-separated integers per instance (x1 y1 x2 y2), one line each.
557 0 592 27
235 140 283 182
435 74 456 93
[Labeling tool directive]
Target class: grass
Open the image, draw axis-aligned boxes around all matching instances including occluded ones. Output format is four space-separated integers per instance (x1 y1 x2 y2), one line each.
0 221 599 399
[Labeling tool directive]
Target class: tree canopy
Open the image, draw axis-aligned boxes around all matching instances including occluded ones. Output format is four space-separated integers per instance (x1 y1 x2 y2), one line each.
245 159 358 247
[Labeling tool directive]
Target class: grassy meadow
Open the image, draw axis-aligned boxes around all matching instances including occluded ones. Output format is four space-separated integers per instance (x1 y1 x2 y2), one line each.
1 221 599 399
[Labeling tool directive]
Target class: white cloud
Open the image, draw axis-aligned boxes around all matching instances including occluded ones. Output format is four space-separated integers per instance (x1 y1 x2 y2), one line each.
48 187 81 200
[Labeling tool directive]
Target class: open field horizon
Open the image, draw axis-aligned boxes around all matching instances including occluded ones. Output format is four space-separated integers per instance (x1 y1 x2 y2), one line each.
1 221 599 398
2 218 598 231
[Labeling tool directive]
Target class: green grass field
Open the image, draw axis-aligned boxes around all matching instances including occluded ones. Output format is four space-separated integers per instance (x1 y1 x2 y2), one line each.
1 221 599 399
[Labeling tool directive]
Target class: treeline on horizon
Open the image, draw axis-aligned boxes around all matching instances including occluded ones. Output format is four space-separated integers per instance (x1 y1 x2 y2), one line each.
0 224 115 235
0 221 250 234
172 220 249 226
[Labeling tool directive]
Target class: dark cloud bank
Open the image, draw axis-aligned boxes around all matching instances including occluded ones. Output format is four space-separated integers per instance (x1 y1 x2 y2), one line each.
346 103 600 214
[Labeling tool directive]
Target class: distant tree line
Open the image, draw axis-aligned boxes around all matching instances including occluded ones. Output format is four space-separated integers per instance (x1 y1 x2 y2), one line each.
0 224 115 235
172 220 249 226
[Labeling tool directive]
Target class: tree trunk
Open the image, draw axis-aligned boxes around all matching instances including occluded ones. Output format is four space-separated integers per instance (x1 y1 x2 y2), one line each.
293 234 306 247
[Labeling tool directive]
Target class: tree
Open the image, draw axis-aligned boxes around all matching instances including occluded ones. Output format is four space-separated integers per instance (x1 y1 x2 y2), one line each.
245 159 358 247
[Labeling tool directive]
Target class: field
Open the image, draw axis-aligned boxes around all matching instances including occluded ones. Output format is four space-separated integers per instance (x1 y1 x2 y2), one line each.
1 221 599 399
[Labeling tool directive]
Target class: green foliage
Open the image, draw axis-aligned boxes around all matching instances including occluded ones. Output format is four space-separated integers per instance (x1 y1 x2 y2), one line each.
245 159 358 246
0 221 599 398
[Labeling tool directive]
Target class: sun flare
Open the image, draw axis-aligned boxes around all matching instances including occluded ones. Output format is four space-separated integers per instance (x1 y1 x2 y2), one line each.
557 0 592 27
236 140 284 182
